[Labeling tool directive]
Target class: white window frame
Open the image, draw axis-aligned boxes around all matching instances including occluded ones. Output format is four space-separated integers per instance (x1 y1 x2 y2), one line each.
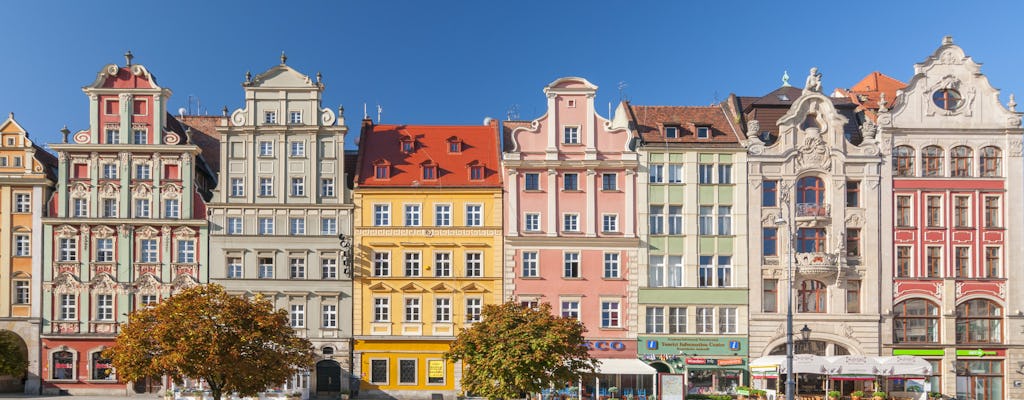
290 304 305 328
258 217 274 235
289 217 305 235
290 177 305 197
465 204 483 227
320 178 335 197
464 252 483 277
562 213 579 232
289 141 306 157
404 204 421 227
140 239 158 263
176 240 195 263
373 297 390 322
259 177 273 197
602 214 618 233
230 178 244 197
601 300 621 328
521 251 538 278
434 204 451 226
373 251 391 277
322 304 337 328
14 234 30 257
433 251 452 278
563 125 580 144
373 204 391 226
259 141 274 157
524 213 541 232
227 217 243 235
603 252 620 279
96 294 114 321
321 218 337 235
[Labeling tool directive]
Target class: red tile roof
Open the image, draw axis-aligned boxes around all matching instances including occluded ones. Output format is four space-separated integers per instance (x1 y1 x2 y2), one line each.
355 119 502 188
625 102 743 145
835 71 906 121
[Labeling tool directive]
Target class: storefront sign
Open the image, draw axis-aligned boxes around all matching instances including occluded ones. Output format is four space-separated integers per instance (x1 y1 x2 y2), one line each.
638 336 747 356
956 349 999 357
584 340 627 351
428 360 444 378
684 357 745 366
893 349 945 356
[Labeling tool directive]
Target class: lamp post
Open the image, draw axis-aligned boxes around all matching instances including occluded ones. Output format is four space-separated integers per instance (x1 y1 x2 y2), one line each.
774 213 796 400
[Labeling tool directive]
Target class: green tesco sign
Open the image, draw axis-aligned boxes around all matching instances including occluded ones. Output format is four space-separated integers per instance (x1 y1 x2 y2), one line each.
893 349 945 356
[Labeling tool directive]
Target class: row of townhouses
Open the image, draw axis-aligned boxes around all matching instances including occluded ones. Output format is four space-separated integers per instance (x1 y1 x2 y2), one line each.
0 36 1020 400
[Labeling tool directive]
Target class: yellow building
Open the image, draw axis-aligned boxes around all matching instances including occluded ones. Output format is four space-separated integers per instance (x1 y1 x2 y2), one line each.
352 120 503 399
0 113 55 394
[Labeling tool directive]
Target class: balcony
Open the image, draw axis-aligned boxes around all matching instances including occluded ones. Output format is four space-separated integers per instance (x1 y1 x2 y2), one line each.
795 203 830 219
795 252 839 280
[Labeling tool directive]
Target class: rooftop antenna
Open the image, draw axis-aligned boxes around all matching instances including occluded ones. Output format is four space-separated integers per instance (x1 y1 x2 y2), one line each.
618 81 628 102
608 102 612 119
363 103 368 119
377 104 383 123
506 104 520 121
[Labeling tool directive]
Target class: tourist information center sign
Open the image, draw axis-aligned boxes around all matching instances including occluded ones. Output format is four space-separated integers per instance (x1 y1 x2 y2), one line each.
639 336 747 356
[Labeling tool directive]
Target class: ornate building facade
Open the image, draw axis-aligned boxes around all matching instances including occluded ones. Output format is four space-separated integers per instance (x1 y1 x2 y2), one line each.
0 113 56 394
352 118 503 399
208 56 352 398
879 36 1024 400
40 57 215 395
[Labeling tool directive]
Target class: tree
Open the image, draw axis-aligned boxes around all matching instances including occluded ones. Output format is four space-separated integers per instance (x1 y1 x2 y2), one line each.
105 284 315 400
0 331 27 377
445 302 597 399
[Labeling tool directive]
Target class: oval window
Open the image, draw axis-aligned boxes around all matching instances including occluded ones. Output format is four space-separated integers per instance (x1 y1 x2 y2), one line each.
933 89 962 110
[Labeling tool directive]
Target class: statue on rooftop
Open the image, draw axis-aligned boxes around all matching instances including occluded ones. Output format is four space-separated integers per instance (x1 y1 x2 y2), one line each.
803 67 823 94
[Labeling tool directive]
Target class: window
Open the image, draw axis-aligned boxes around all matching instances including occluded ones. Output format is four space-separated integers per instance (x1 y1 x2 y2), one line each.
465 298 482 322
465 205 482 226
718 307 737 333
646 307 665 333
668 256 684 287
259 178 273 196
52 350 75 380
896 195 913 227
289 141 305 157
227 217 243 235
133 129 148 144
763 228 778 256
846 228 860 257
13 281 29 305
603 252 620 279
696 126 710 139
434 204 451 226
259 141 273 156
846 280 861 313
665 126 678 138
435 298 451 322
894 299 939 344
320 218 338 235
140 239 158 263
59 294 76 320
561 300 580 319
602 173 617 190
698 164 713 184
96 238 114 262
404 204 421 227
956 299 1002 344
73 198 88 218
289 217 305 235
448 138 462 153
469 166 484 180
845 181 859 207
698 256 713 288
227 258 242 279
322 258 338 279
954 247 970 278
401 139 415 153
696 307 714 333
289 111 302 124
933 88 962 110
374 163 389 179
984 247 1000 278
763 279 778 312
320 178 335 197
950 146 972 177
96 294 114 321
230 178 244 197
893 146 915 176
58 238 77 261
258 257 274 279
258 217 274 235
373 298 390 322
140 295 158 307
465 252 482 277
177 240 195 263
648 256 665 287
717 206 732 235
925 247 941 278
926 195 942 227
290 304 305 327
134 199 150 218
434 252 452 278
11 193 29 213
518 251 539 278
14 235 29 257
954 196 970 227
698 206 713 235
896 246 912 278
562 214 578 232
404 252 421 277
563 126 579 144
563 173 578 191
648 205 673 235
373 204 390 226
370 359 388 384
264 111 277 124
797 280 827 313
105 129 119 144
922 146 943 177
524 213 540 232
601 301 620 328
563 252 580 278
796 228 826 253
373 252 390 276
762 180 778 207
524 173 540 190
716 256 732 287
649 165 664 183
668 164 683 184
322 305 337 328
980 146 1001 177
102 198 118 218
134 164 151 180
164 199 179 219
404 298 421 322
718 164 732 184
797 176 825 206
102 164 118 179
649 205 664 235
669 307 686 333
290 177 305 197
984 196 1000 228
422 164 437 180
290 258 306 279
602 214 618 232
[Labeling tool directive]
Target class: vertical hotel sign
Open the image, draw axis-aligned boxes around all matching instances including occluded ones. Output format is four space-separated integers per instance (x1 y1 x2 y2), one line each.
428 360 445 379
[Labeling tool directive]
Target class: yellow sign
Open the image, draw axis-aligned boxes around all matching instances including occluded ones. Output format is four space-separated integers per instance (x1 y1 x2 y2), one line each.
428 360 445 378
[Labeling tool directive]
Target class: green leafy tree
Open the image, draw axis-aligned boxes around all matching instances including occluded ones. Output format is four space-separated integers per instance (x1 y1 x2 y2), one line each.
445 302 597 399
105 284 315 400
0 331 28 377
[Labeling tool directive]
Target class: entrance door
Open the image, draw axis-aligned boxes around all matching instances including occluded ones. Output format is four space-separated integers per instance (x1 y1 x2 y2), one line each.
316 360 342 396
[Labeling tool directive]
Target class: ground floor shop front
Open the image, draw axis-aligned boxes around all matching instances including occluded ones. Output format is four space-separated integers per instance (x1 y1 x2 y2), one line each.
40 337 126 396
353 339 458 400
637 336 748 396
891 347 1022 400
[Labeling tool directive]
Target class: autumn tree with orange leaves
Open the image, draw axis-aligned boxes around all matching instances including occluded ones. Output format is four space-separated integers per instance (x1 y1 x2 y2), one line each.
445 302 597 399
105 284 315 400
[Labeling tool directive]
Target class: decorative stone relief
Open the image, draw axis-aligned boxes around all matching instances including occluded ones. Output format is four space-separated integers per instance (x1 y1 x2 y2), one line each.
796 127 832 171
55 225 79 238
173 226 197 238
134 274 163 295
136 226 159 239
90 274 118 294
52 273 81 294
1009 138 1023 157
92 226 115 239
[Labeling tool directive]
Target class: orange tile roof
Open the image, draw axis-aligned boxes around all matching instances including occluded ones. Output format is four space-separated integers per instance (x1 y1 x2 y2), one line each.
838 71 906 120
355 119 502 188
625 103 743 145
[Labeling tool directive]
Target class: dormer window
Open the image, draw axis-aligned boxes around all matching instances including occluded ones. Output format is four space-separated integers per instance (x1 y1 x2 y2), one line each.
374 160 391 180
264 111 277 124
422 163 437 180
400 137 415 153
469 165 484 181
447 137 463 153
665 126 679 138
696 126 710 139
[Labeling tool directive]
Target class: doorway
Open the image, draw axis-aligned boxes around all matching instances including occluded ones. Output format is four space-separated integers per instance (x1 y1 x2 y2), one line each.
316 359 342 396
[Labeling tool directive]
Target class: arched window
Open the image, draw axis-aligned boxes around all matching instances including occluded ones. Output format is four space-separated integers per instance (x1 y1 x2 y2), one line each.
52 350 74 380
893 146 915 177
950 146 973 177
91 351 115 380
893 299 940 344
956 299 1002 344
980 146 1002 177
922 146 944 177
798 280 827 313
796 176 825 205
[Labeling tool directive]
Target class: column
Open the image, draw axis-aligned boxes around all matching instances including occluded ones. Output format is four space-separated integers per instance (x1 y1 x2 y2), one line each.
585 169 596 237
506 170 519 236
547 169 558 236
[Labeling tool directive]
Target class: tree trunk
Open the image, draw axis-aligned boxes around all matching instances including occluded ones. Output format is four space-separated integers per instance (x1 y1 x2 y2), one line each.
210 383 223 400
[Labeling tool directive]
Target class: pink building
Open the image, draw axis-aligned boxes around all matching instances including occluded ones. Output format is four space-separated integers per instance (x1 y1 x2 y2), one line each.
502 77 649 395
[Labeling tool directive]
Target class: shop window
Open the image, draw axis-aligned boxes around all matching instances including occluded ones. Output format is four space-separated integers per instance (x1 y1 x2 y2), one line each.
955 360 1002 400
92 352 115 380
52 351 74 380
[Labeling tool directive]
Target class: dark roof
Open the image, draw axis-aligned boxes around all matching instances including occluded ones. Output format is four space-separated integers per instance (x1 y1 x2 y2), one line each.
178 115 224 175
746 86 805 108
625 102 743 146
502 120 533 152
166 113 217 186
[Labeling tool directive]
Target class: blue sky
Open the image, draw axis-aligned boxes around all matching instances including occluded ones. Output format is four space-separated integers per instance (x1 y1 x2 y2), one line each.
3 1 1023 147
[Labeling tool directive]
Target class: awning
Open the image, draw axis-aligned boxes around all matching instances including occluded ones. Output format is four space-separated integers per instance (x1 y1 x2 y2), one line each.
594 358 658 375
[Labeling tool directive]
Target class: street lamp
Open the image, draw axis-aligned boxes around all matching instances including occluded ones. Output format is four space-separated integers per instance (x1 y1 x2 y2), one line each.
774 214 796 400
799 324 812 342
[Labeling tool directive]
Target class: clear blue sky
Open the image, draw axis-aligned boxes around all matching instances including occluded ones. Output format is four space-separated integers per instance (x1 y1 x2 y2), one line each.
3 1 1023 148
